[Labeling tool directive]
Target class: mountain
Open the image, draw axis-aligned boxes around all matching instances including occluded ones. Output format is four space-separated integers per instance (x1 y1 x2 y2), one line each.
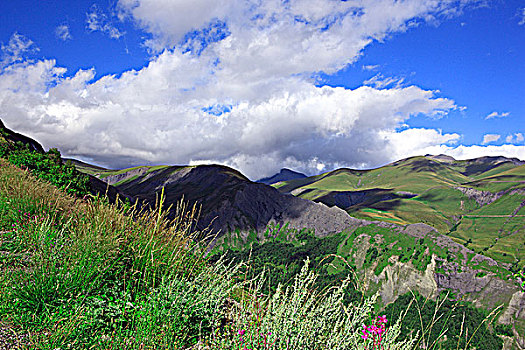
273 155 525 271
0 120 45 153
2 122 523 346
89 163 370 239
257 168 307 185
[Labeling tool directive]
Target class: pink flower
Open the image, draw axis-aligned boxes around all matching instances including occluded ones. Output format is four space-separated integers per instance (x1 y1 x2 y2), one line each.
378 315 387 324
238 329 245 336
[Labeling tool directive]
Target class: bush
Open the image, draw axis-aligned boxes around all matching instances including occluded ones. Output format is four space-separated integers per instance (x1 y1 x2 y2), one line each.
3 145 90 197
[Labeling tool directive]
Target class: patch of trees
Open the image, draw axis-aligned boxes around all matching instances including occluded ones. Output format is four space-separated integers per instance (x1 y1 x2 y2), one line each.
210 231 362 302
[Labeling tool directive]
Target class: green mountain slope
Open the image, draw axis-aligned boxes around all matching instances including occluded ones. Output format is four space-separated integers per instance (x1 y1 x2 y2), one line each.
274 155 525 269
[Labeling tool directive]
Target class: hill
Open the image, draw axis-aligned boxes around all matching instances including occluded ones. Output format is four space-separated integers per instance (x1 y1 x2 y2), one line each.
80 156 525 346
87 163 366 238
0 120 124 202
273 155 525 271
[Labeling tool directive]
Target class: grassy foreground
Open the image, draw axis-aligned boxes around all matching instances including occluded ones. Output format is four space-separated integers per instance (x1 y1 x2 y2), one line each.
0 159 422 349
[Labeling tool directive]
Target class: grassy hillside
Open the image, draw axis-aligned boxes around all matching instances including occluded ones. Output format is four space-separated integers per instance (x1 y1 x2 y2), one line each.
274 156 525 270
1 158 430 349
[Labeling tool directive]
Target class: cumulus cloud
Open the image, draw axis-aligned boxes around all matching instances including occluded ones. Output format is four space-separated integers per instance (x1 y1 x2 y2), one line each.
485 111 510 119
2 0 516 179
0 54 460 178
86 4 125 39
482 134 501 145
55 25 72 41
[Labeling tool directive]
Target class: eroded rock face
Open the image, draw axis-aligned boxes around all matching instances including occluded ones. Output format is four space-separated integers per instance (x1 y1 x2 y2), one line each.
373 255 438 305
500 292 525 324
102 167 152 186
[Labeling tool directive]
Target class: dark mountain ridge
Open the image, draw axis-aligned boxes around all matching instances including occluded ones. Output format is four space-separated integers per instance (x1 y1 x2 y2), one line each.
101 164 367 238
257 168 307 185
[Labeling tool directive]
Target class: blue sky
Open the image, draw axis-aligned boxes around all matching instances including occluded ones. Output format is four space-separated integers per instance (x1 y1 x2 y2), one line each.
0 0 523 178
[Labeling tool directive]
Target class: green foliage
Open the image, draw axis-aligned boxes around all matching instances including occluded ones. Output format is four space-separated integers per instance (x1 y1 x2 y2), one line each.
1 142 90 197
210 230 362 303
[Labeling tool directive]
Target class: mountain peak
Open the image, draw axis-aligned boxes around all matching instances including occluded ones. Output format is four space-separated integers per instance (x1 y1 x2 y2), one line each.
257 168 307 185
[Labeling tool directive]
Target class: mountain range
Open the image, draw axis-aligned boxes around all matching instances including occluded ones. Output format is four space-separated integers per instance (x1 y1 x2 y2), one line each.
1 120 524 347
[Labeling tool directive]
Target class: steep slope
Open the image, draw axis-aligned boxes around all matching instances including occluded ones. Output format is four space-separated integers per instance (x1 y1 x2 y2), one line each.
0 120 45 153
0 120 124 202
257 168 307 185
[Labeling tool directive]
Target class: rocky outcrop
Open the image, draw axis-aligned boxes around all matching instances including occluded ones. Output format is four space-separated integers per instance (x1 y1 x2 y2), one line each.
499 292 525 324
373 255 438 305
102 167 152 186
455 186 503 206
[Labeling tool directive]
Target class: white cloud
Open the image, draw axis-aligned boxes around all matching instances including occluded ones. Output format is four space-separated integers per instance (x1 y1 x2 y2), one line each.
482 134 501 145
86 5 125 39
0 0 507 179
363 64 380 71
518 8 525 25
1 32 39 67
55 25 72 41
506 132 524 143
485 111 510 119
364 73 405 89
0 54 460 178
440 144 525 161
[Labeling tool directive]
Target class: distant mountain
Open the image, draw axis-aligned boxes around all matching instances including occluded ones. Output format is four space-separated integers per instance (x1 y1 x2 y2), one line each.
273 154 525 271
257 168 307 185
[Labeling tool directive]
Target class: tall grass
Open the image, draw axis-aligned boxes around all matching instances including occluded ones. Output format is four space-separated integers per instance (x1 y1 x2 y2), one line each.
0 159 502 349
